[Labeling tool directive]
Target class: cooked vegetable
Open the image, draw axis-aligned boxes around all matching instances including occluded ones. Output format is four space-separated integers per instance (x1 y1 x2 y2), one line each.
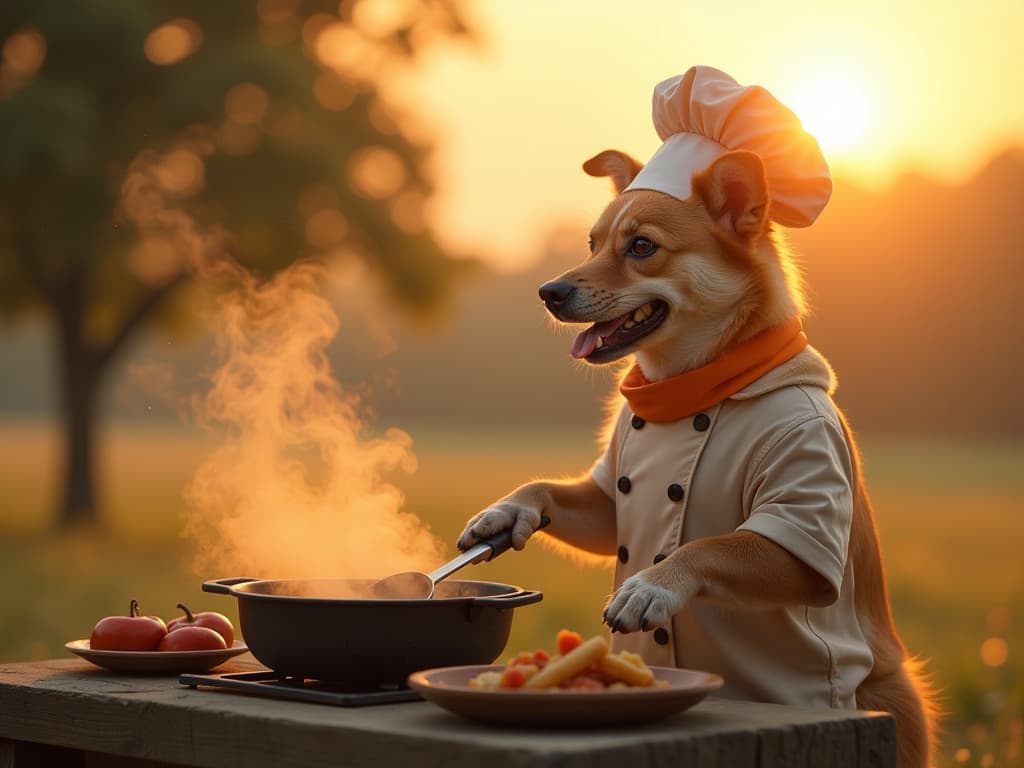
470 629 667 691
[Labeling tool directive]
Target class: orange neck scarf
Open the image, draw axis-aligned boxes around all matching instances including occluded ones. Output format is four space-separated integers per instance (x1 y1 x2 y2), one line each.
620 317 807 423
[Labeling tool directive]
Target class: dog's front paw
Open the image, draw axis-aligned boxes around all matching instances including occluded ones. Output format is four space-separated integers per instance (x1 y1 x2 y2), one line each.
456 501 541 552
603 573 684 633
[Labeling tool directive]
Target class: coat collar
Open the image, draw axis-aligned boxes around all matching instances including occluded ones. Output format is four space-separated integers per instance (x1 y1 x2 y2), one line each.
619 317 811 423
730 345 837 400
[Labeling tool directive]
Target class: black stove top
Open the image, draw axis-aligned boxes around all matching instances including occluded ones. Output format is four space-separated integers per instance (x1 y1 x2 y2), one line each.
179 670 422 707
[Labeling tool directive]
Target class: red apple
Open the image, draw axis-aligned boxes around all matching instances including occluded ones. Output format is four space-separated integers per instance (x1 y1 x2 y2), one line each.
90 600 167 651
166 603 235 646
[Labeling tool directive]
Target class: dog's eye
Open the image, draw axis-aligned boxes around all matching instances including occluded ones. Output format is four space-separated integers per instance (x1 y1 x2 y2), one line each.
626 237 657 258
587 237 595 253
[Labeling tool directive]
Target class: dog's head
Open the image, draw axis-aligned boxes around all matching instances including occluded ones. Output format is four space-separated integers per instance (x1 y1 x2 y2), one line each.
540 149 804 380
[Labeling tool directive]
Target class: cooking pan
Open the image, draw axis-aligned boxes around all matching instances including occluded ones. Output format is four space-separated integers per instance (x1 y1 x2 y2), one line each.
203 577 542 686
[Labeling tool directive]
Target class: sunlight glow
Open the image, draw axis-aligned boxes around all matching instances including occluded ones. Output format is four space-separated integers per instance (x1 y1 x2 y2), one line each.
144 20 202 66
788 74 871 154
314 22 382 80
313 71 356 111
153 148 204 197
2 27 46 78
980 636 1009 668
388 0 1024 270
348 146 406 199
225 83 270 125
305 208 350 248
351 0 417 39
0 26 46 98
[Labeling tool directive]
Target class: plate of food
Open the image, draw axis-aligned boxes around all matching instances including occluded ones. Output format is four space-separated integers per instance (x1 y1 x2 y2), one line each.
66 639 249 674
407 630 722 727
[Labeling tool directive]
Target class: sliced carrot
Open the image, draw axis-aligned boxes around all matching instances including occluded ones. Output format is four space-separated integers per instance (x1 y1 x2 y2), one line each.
556 629 583 656
500 666 527 689
532 648 550 667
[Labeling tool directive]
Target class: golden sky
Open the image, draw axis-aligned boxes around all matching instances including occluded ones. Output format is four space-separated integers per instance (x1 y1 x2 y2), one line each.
390 0 1024 270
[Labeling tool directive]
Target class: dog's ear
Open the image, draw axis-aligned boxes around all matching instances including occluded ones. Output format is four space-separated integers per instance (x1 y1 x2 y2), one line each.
693 151 769 239
582 150 644 194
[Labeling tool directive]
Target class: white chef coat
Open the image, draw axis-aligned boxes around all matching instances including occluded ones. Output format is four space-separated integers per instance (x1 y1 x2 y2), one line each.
590 346 873 708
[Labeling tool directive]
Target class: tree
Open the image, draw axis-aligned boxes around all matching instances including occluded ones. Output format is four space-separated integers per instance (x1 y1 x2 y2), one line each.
0 0 474 529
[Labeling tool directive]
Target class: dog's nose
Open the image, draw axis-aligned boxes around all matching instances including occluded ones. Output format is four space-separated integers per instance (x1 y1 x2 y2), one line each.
539 280 576 307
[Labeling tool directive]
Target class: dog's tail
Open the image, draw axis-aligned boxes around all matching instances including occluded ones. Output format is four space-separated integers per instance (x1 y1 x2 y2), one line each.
839 409 941 767
856 653 941 768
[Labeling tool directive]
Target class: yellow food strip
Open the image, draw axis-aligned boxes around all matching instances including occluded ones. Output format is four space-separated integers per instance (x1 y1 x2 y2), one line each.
524 635 609 689
618 650 647 668
597 653 655 687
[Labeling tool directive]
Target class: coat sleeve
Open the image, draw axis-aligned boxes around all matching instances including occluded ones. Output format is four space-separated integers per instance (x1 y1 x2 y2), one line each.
736 414 854 596
589 402 631 500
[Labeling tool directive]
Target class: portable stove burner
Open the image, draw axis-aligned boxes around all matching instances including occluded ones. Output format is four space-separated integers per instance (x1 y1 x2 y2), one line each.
179 670 422 707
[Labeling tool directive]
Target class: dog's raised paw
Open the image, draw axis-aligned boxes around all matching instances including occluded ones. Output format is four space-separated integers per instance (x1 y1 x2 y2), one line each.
603 574 682 633
456 501 540 551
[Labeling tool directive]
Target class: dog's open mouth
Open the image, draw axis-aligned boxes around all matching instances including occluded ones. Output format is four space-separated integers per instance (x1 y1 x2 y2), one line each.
570 300 669 363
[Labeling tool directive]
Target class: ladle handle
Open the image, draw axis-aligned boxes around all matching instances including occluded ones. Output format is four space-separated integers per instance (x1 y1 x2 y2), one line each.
429 515 551 584
480 514 551 563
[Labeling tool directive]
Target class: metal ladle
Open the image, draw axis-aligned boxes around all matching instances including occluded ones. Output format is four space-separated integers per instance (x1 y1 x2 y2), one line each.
371 516 550 599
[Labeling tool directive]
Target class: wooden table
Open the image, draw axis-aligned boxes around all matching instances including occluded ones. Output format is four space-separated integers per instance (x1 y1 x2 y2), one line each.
0 654 896 768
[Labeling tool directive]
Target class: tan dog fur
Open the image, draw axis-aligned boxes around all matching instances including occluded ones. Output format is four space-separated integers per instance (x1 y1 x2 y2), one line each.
458 149 937 768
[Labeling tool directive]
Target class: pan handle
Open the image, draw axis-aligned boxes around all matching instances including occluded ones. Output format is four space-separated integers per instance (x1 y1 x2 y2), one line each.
202 577 259 595
470 589 544 608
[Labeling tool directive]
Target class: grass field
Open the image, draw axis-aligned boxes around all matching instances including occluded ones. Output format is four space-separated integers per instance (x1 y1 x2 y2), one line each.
1 421 1021 767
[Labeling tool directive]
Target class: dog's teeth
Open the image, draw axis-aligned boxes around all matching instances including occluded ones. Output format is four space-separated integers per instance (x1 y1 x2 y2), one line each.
595 337 604 349
624 320 635 329
632 309 644 322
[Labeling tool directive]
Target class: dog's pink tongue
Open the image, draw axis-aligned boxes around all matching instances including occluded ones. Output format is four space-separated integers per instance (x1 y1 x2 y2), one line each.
570 316 628 359
570 328 600 359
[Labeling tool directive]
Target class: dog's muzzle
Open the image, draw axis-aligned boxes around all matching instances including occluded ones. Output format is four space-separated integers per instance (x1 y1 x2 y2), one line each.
538 280 576 319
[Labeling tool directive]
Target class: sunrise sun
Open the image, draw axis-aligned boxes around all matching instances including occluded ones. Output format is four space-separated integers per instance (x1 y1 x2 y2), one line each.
788 74 871 155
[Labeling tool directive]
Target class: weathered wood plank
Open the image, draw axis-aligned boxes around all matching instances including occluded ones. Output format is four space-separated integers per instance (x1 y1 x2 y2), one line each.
0 657 895 768
856 713 899 768
0 737 84 768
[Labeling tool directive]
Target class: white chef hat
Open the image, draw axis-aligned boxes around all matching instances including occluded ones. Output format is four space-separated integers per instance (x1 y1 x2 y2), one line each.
625 66 832 228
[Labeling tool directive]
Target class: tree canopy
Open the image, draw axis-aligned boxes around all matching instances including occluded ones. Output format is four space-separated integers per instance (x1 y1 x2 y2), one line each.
0 0 475 527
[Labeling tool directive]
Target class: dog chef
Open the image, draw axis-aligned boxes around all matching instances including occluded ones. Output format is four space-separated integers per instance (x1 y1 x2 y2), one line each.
588 67 872 704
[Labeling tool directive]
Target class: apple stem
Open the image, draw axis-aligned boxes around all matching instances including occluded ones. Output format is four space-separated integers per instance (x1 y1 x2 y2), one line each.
176 603 195 623
129 599 140 618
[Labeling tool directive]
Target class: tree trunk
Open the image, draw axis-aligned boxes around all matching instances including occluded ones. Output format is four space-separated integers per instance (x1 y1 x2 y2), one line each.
58 349 100 530
54 283 102 531
48 267 185 531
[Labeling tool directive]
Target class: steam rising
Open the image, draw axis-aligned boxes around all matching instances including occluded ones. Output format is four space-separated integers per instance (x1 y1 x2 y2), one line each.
183 261 446 581
119 134 445 582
